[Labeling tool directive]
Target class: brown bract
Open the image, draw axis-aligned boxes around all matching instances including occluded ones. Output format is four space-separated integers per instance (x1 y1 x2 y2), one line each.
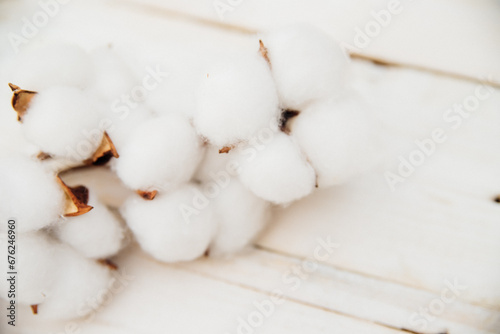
36 152 52 161
259 40 270 65
9 83 37 122
30 304 38 315
136 189 157 200
98 258 118 271
56 176 93 217
84 131 119 166
219 146 232 154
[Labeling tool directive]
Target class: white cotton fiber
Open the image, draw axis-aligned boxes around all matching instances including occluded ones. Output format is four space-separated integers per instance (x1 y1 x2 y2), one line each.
238 131 316 204
261 24 349 109
104 104 154 153
208 179 270 257
121 183 216 262
55 191 125 259
291 96 381 188
35 244 113 320
38 155 86 174
144 59 201 119
194 145 240 183
0 232 59 305
194 54 280 147
114 113 203 192
88 46 155 154
89 46 139 102
0 226 113 321
9 43 93 91
22 86 104 160
0 157 64 233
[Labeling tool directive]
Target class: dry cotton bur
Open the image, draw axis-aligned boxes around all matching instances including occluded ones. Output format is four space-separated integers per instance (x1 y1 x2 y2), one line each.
0 24 380 319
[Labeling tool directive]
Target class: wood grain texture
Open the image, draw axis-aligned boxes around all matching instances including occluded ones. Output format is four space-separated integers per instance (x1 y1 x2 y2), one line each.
179 248 500 334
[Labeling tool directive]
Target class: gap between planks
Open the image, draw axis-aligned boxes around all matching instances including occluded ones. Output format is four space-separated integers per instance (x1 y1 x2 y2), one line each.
255 242 500 314
254 244 469 310
171 253 420 334
169 245 499 334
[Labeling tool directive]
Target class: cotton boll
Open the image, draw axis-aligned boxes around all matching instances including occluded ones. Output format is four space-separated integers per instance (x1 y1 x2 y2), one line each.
261 24 349 109
291 96 381 188
194 144 239 183
104 104 154 153
238 131 316 204
9 43 93 91
35 245 113 320
0 233 112 321
88 46 154 153
89 46 139 102
145 60 203 119
0 232 59 305
194 54 280 147
114 114 203 192
117 44 204 119
121 183 216 262
22 86 104 160
54 191 125 259
209 179 270 257
0 157 64 233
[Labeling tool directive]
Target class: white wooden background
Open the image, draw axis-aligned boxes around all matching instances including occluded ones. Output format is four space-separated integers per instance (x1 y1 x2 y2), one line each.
0 0 499 333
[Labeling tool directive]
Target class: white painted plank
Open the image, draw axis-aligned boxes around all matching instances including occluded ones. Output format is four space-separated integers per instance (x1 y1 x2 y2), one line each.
178 248 500 334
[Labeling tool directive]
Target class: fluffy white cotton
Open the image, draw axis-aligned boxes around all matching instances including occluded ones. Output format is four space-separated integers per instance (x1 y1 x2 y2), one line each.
104 104 154 153
0 232 59 305
194 54 280 147
0 157 64 233
9 43 93 91
55 191 125 259
22 86 104 160
238 131 316 204
35 244 113 320
291 96 381 188
114 114 203 192
145 59 202 119
89 46 139 102
209 179 270 257
194 145 240 183
0 232 112 320
261 24 349 109
194 149 270 255
121 183 216 262
88 46 155 153
38 155 87 174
